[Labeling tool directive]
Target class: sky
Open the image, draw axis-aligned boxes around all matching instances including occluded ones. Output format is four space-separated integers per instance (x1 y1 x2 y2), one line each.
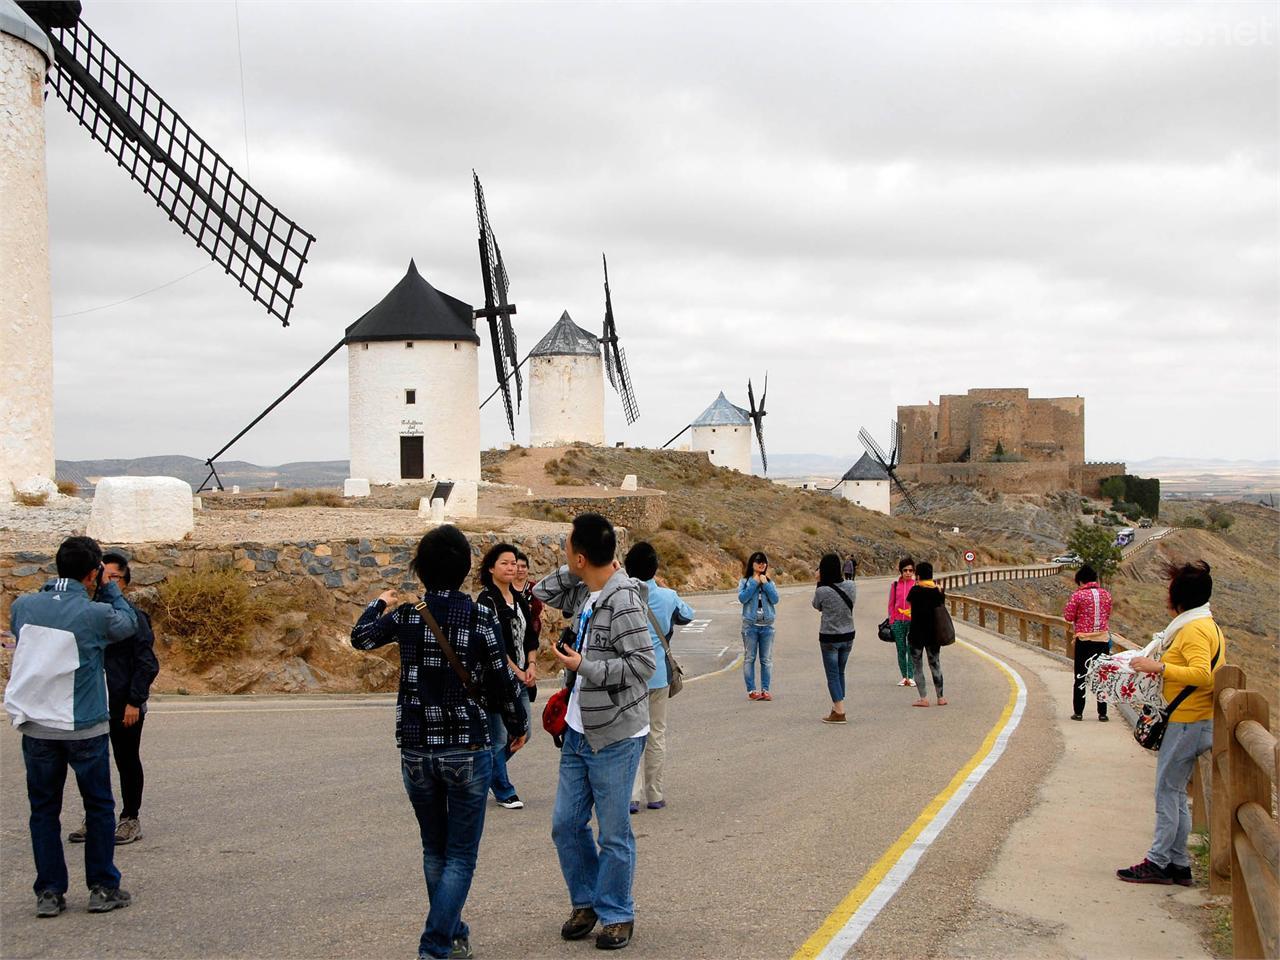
40 1 1279 466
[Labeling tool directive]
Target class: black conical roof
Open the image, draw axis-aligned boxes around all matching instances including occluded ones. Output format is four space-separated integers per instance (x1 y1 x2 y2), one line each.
842 452 890 481
344 260 479 344
530 311 600 358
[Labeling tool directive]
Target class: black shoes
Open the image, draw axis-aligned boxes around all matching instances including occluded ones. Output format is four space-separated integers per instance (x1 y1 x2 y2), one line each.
1070 713 1083 721
596 922 634 950
1117 859 1172 885
1098 715 1110 722
561 907 599 940
87 886 132 912
1168 863 1194 886
35 891 66 918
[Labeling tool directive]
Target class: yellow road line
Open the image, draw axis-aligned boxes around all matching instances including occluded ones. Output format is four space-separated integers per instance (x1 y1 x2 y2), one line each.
792 638 1027 960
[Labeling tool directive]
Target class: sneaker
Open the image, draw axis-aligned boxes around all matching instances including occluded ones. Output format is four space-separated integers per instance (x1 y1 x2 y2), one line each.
911 698 930 707
646 800 666 810
897 678 909 687
747 691 763 701
1070 714 1083 721
67 819 86 844
821 711 847 724
87 886 132 913
1117 859 1172 885
629 801 641 815
1168 863 1194 887
561 906 599 941
759 691 773 701
115 816 142 844
596 921 633 950
906 678 916 687
1098 715 1110 723
448 936 474 959
936 697 948 706
35 891 66 918
496 795 524 810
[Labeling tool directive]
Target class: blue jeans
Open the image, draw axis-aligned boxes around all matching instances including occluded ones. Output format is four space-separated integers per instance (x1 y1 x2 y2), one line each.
22 733 120 893
401 746 493 959
820 640 852 703
551 729 646 925
486 688 528 802
742 624 775 692
1147 719 1213 869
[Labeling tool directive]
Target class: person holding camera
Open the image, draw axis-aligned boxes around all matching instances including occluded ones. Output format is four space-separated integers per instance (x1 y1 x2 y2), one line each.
5 536 138 918
351 525 528 960
738 551 780 700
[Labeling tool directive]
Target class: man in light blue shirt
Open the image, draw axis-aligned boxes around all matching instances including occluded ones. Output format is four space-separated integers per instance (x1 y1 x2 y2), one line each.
624 542 694 814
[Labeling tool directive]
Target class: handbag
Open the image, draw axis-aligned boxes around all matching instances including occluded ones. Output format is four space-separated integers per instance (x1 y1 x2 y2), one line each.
1133 628 1221 751
646 605 684 698
934 595 956 647
879 582 899 643
542 626 579 747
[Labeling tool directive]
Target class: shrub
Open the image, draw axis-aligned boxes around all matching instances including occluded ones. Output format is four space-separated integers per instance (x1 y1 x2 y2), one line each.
1177 515 1207 530
801 525 819 536
14 490 48 507
544 458 561 474
155 568 269 667
55 479 78 497
1204 504 1235 531
267 489 344 508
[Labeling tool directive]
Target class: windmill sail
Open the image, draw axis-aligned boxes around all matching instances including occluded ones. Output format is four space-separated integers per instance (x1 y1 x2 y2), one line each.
29 10 315 325
601 254 639 424
473 172 521 436
858 423 920 513
747 375 768 475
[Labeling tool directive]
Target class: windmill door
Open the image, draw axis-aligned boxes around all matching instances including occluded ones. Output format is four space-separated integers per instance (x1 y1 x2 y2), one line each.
400 436 424 480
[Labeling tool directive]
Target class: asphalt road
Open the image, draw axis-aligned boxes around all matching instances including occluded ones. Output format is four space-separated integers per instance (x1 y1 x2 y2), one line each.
0 577 1057 959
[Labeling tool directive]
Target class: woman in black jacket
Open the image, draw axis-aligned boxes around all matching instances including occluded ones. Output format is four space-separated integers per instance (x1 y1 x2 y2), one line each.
906 561 947 707
476 542 539 809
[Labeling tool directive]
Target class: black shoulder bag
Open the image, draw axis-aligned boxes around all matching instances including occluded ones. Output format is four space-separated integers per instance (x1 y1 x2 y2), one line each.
1133 627 1222 751
879 582 896 643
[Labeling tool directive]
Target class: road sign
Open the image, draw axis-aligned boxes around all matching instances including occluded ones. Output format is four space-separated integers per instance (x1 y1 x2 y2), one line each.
964 550 976 564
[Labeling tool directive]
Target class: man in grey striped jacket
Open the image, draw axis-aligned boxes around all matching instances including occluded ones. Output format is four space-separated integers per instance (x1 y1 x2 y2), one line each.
537 513 655 951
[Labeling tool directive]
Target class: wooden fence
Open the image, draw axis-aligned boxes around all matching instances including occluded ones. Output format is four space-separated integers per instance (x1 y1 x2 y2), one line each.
936 563 1063 592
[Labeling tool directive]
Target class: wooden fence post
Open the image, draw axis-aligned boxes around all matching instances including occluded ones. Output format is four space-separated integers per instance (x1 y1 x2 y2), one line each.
1019 618 1028 644
997 609 1006 634
1212 666 1246 896
978 606 986 629
1228 691 1271 960
1040 622 1051 650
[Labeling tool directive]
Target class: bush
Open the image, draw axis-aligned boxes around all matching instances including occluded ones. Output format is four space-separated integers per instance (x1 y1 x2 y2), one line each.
267 489 344 508
801 525 819 536
56 479 79 497
1176 515 1207 529
1204 504 1235 531
1101 474 1160 519
14 490 48 507
155 568 269 667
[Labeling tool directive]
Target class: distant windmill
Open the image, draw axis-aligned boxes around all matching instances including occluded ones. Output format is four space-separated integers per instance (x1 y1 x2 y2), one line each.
746 374 768 475
473 171 521 437
600 254 640 425
858 421 921 513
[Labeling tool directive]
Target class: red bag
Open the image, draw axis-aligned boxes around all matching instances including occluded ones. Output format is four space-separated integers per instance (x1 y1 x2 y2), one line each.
542 687 570 747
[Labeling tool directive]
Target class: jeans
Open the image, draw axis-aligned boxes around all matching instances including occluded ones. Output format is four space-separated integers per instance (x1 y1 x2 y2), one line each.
742 623 775 693
109 711 146 819
486 687 528 802
22 734 120 894
632 686 669 804
1147 719 1213 869
1071 639 1110 718
401 746 493 959
820 641 852 703
910 646 944 698
551 729 646 925
891 620 913 679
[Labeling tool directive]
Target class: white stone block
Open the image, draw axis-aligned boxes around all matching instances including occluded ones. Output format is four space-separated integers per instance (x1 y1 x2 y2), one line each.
16 476 58 499
620 474 638 491
87 476 194 544
344 478 371 498
192 496 203 511
231 485 241 494
443 479 478 518
430 498 446 521
417 497 433 518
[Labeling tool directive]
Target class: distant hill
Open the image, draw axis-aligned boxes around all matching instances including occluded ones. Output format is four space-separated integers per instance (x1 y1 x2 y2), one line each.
1130 457 1280 470
752 453 860 477
56 456 349 491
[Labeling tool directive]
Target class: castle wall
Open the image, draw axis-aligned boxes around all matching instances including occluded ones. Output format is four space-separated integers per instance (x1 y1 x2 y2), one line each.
1072 461 1126 497
897 460 1126 495
529 354 605 447
1025 397 1085 463
897 405 938 464
970 400 1025 461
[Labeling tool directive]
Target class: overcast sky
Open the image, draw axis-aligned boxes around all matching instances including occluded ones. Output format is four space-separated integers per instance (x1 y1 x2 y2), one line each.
42 1 1278 467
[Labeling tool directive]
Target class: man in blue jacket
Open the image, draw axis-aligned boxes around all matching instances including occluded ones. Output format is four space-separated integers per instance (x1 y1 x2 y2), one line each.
5 536 137 917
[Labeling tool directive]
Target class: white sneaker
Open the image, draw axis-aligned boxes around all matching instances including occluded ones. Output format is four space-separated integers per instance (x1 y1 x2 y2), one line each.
497 796 524 810
906 678 917 687
897 678 909 686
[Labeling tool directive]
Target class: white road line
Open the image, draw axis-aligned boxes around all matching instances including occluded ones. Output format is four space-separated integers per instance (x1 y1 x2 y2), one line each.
717 644 730 658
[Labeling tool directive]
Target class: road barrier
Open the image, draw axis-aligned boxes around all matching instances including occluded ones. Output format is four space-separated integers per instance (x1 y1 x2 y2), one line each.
936 564 1063 592
942 582 1115 659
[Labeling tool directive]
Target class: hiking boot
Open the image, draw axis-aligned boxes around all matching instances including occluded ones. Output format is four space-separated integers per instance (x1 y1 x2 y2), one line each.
496 795 524 810
821 711 847 724
448 936 474 959
1168 863 1194 887
562 906 598 940
595 922 633 950
1117 859 1172 885
35 891 66 918
67 819 87 843
115 816 142 844
87 886 132 913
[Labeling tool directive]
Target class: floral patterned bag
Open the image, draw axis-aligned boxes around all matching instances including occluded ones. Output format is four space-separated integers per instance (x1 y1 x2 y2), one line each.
1087 648 1166 708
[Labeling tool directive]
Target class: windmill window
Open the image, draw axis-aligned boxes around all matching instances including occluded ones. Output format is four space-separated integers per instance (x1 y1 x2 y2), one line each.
405 390 416 405
405 342 414 349
710 449 716 455
362 343 368 350
454 343 459 350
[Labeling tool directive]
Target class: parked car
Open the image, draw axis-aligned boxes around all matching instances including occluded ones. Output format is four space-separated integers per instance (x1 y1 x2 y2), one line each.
1138 517 1153 528
1051 553 1082 565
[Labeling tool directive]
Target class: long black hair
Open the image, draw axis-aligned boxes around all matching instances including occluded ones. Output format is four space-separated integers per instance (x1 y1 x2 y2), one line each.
478 542 519 590
818 553 843 587
743 551 769 579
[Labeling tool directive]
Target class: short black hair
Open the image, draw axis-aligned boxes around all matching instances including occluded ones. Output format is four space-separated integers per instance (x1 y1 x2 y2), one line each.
56 536 102 582
899 556 915 573
818 552 843 587
568 513 616 568
916 560 934 580
1166 560 1212 613
624 542 659 582
411 525 472 591
743 551 769 578
1075 564 1098 585
478 542 518 590
514 550 529 566
102 551 132 585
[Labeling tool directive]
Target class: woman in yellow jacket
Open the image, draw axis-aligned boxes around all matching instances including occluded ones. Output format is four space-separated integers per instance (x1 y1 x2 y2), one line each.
1119 561 1225 886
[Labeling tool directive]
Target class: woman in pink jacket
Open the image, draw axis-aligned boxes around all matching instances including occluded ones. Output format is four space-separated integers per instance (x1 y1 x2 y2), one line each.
1063 564 1112 722
887 557 916 687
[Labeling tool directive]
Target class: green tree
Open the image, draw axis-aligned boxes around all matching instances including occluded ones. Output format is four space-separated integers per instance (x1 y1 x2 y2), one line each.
1100 476 1127 501
1066 523 1123 580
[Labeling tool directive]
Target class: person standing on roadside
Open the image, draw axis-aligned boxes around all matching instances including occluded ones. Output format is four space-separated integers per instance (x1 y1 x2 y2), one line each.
812 553 856 724
887 557 916 688
535 513 655 951
738 551 780 701
906 561 947 708
1063 564 1112 723
351 525 529 960
4 536 137 917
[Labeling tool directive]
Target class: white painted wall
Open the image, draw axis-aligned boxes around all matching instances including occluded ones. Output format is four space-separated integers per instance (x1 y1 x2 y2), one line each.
0 33 54 501
529 354 605 447
347 339 479 514
690 424 752 474
836 478 891 515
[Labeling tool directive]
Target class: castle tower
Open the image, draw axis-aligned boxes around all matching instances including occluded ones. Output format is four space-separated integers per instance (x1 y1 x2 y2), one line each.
690 392 752 474
528 310 604 447
0 5 55 501
345 260 480 516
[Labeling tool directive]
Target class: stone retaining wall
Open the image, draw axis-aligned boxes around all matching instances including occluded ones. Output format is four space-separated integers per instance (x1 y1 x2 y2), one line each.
519 493 668 531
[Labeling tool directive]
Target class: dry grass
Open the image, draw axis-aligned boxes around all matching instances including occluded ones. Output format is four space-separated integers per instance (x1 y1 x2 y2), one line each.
14 490 49 507
154 568 271 667
55 479 78 497
265 489 345 509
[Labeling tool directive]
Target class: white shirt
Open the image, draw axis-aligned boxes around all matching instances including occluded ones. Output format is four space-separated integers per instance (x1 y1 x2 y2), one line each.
565 591 599 735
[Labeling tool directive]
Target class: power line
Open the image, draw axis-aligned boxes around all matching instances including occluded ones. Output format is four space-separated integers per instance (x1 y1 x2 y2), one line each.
52 264 213 319
233 0 251 178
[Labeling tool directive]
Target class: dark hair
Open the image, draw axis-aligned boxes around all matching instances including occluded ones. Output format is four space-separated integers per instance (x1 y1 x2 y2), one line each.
899 556 915 573
1075 564 1098 585
743 551 769 578
568 513 616 568
624 542 659 582
478 542 518 590
916 560 934 580
818 553 843 587
514 550 529 566
1166 560 1212 613
102 551 132 585
411 525 472 591
56 536 102 582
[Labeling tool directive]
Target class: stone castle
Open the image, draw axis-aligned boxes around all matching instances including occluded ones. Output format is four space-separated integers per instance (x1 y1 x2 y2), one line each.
895 388 1123 496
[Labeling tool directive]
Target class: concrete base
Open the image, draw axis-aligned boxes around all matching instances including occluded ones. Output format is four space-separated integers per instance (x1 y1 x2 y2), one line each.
620 474 638 491
417 497 432 519
86 476 194 544
343 478 370 498
442 479 477 518
430 498 446 521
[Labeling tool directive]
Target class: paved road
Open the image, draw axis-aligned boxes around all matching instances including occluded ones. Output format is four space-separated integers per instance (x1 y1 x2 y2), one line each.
0 578 1057 959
